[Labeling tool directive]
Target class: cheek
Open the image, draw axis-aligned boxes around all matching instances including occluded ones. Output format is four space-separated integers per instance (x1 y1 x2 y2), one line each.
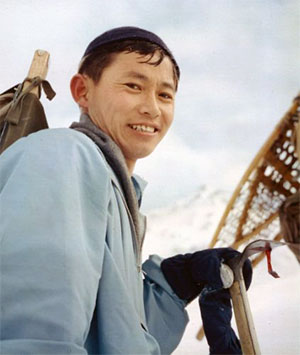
116 93 138 110
164 108 175 129
102 96 134 133
108 93 135 117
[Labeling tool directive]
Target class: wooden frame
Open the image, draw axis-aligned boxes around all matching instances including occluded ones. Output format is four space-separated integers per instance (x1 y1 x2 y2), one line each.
197 94 299 342
23 50 50 97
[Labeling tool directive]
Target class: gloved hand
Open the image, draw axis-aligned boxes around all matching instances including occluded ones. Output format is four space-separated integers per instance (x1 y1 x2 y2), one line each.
199 287 242 354
161 248 252 303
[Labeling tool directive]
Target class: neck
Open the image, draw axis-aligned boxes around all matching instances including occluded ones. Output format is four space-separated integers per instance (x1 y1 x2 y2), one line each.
80 113 136 176
126 159 136 176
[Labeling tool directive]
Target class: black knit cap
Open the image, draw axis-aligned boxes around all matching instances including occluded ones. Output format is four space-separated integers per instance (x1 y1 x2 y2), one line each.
83 26 180 79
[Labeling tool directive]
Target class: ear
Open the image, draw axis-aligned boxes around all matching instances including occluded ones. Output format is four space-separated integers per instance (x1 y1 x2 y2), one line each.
70 74 89 110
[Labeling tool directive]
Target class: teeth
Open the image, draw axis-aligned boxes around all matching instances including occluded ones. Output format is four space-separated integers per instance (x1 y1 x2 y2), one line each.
131 125 155 133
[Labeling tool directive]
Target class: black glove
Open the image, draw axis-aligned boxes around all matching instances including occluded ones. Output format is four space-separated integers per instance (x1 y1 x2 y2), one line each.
161 247 252 303
161 248 252 355
199 287 242 354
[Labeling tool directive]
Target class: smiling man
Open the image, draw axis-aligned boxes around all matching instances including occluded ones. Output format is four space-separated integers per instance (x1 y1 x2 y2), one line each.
71 50 176 174
0 27 251 355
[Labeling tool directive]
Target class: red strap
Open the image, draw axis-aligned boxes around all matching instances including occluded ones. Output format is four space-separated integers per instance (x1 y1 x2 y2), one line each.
265 249 280 278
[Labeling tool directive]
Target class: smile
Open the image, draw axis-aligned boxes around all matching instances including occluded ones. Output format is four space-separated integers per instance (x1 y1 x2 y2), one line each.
129 124 157 133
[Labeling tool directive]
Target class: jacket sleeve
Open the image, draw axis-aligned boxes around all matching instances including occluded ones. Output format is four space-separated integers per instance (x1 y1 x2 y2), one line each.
0 130 110 354
142 254 189 355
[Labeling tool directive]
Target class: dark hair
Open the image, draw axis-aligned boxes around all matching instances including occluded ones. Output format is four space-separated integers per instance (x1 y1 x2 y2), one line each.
78 39 179 90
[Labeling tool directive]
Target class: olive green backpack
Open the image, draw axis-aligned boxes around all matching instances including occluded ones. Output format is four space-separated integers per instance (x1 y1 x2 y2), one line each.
0 50 55 154
0 77 55 154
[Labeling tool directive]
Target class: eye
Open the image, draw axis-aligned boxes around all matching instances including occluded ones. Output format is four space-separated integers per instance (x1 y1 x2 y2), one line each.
159 92 173 100
125 83 141 91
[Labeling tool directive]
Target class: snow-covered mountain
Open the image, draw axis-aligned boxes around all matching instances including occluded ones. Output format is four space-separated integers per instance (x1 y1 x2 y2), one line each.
142 186 300 355
143 185 229 258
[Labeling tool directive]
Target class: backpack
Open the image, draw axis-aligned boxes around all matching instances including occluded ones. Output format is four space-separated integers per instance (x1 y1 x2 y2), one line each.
0 76 55 154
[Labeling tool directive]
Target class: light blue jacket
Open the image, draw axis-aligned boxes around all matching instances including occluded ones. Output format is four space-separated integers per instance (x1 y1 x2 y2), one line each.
0 128 188 354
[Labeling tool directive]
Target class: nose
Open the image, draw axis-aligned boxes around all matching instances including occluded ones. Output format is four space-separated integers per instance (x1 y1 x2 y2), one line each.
139 93 161 119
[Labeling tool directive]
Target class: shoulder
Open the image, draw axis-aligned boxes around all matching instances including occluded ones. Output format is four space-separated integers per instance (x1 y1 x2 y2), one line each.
15 128 98 156
1 128 111 187
3 128 107 169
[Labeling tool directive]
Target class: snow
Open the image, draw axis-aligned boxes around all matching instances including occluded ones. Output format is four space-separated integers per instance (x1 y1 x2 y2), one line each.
142 187 300 354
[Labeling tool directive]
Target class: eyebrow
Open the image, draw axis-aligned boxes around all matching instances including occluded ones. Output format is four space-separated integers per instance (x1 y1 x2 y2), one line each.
123 70 175 92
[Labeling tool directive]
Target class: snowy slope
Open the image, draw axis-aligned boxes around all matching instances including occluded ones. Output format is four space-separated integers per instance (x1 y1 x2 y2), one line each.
143 185 229 257
142 187 300 355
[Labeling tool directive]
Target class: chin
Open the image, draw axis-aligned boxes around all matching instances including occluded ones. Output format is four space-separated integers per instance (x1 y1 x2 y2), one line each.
128 148 156 162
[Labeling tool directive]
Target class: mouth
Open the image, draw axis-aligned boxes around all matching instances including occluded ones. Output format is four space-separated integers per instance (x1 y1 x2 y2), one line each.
129 124 158 133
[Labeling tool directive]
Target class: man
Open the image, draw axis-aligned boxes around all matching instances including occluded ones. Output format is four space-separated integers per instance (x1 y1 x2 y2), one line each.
0 27 251 354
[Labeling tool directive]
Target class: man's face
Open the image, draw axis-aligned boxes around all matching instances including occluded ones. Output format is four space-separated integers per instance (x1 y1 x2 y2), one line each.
85 51 176 172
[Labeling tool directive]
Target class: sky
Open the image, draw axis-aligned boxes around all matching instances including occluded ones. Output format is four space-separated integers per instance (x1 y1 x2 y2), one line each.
0 0 299 211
